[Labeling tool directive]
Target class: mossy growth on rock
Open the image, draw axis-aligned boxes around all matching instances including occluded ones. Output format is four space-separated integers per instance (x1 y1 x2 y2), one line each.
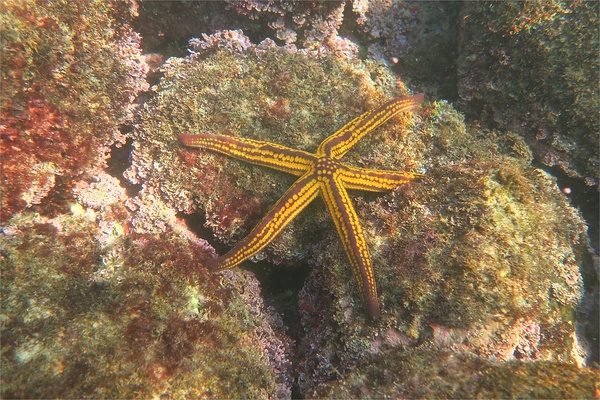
126 32 592 397
457 1 599 185
1 208 289 398
297 100 593 396
310 347 598 399
127 37 416 265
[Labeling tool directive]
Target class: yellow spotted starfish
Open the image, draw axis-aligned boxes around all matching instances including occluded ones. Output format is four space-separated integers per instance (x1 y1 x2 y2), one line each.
180 94 424 318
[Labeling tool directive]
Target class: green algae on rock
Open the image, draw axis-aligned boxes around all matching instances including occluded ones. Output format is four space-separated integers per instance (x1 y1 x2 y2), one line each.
310 348 598 399
125 30 593 396
1 207 291 398
296 100 594 396
126 31 416 267
457 1 599 186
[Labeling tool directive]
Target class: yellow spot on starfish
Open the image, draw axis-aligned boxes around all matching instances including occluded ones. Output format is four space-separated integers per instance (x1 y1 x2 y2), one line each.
180 94 424 319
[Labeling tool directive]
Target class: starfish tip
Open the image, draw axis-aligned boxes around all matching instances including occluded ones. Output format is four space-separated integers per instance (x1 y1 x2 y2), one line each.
367 301 381 320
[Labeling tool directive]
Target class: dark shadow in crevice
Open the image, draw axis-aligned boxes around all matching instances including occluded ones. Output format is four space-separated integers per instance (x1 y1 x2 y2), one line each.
179 207 313 394
536 162 599 251
179 208 311 341
247 260 311 342
178 210 227 255
106 132 142 198
247 259 310 400
534 162 599 366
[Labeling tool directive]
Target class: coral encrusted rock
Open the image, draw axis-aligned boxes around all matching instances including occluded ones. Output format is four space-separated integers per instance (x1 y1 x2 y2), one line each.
126 31 413 265
457 1 599 186
1 207 291 398
0 0 148 222
125 30 594 397
296 100 594 396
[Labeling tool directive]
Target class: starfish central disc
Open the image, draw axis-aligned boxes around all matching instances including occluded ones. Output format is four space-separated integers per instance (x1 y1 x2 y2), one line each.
316 157 340 179
179 94 424 319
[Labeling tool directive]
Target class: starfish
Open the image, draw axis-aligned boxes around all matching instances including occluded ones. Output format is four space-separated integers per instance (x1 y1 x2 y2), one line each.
179 94 424 318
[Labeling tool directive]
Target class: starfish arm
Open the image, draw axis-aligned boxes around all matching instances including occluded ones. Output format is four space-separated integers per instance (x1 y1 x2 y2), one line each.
179 134 316 176
207 171 320 271
321 174 381 319
340 164 424 192
317 94 424 160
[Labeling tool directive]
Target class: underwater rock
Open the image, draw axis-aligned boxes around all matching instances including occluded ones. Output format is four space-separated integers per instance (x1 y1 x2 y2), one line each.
0 0 148 222
352 0 419 63
126 30 409 266
352 0 461 101
131 1 240 57
310 348 598 399
226 0 345 47
457 1 599 187
126 29 594 396
2 0 594 396
296 100 595 396
1 22 293 394
1 204 291 398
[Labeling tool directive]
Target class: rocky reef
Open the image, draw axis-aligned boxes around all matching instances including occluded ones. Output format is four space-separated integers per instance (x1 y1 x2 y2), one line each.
458 1 599 187
2 205 291 398
1 1 597 398
296 98 594 395
126 29 595 396
311 348 598 398
227 0 346 47
126 30 410 265
1 4 291 398
0 0 148 222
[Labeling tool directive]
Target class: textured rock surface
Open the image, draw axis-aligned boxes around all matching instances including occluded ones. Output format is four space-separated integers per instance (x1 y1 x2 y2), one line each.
1 205 291 398
457 1 599 186
2 2 596 397
297 101 594 395
0 0 148 222
310 348 598 399
125 31 595 397
126 32 411 266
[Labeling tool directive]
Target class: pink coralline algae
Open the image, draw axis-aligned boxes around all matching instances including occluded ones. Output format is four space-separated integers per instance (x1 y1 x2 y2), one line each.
352 0 419 63
1 0 594 394
2 207 290 398
190 29 359 61
0 1 148 222
72 171 129 246
226 0 346 47
189 29 253 57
